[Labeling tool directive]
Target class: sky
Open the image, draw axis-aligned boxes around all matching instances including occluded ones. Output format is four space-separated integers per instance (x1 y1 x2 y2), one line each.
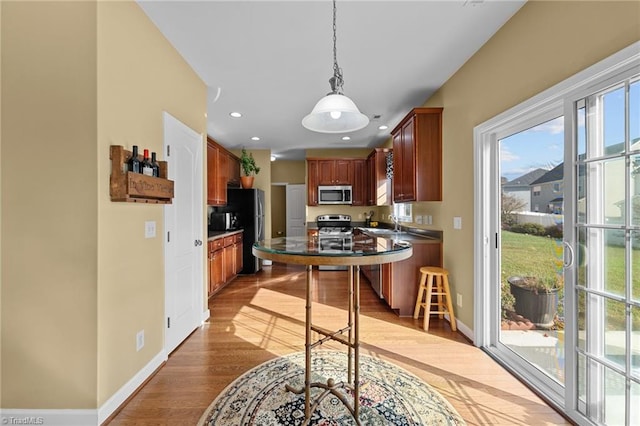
500 80 639 182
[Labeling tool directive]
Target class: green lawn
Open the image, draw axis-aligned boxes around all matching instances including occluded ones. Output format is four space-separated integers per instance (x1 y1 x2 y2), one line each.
501 230 639 328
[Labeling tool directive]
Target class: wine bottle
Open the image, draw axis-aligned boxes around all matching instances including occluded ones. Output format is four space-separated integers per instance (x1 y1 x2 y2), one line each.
128 145 141 174
151 152 160 177
142 149 153 176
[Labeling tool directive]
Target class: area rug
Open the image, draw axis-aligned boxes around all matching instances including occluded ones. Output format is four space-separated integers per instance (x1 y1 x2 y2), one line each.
198 350 465 425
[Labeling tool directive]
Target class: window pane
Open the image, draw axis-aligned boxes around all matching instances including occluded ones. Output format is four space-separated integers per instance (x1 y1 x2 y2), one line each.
605 298 626 369
585 158 625 226
603 86 625 155
633 230 640 303
604 228 626 297
577 288 586 351
577 105 586 157
633 305 640 378
631 79 639 145
577 352 586 409
632 380 640 426
604 366 626 426
633 155 640 227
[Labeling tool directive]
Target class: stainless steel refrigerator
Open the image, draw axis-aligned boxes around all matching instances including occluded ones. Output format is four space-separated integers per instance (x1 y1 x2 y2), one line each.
227 188 265 274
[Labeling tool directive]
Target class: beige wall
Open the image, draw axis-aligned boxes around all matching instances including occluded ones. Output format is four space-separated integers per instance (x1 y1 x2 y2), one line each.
96 1 206 405
1 1 98 408
1 0 207 410
271 160 305 184
405 0 640 327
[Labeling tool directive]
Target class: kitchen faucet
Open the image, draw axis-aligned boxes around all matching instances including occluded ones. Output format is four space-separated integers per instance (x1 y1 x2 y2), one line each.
391 215 400 232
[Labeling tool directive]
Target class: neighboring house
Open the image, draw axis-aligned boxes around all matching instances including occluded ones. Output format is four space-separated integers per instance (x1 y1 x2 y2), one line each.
530 163 564 213
502 168 548 211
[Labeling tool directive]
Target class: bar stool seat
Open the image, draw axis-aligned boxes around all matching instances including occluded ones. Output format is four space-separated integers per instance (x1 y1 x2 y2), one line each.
413 266 457 332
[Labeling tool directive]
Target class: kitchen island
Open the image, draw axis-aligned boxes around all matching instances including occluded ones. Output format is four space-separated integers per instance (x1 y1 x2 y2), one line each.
252 235 412 425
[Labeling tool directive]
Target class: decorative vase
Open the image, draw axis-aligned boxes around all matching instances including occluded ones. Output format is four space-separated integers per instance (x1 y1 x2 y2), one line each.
240 176 254 189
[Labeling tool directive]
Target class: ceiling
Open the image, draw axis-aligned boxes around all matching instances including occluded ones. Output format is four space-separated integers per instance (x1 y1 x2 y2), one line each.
137 0 526 160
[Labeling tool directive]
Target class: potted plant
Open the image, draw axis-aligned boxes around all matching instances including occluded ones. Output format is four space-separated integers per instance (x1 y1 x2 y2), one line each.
507 275 563 329
239 148 260 189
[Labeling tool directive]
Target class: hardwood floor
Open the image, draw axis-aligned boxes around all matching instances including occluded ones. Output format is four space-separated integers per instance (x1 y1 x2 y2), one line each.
107 263 571 425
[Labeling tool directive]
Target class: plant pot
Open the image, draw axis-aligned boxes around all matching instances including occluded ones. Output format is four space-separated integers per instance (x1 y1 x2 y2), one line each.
240 176 254 189
508 276 559 329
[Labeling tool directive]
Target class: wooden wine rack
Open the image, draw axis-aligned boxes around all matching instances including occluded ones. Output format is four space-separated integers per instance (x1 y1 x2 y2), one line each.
110 145 174 204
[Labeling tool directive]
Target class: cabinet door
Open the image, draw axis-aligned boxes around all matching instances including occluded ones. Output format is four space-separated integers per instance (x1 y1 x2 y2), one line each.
223 245 234 282
392 131 403 202
207 142 219 205
212 249 224 294
351 159 366 206
317 160 336 185
366 154 375 205
216 151 229 205
307 160 318 205
382 263 392 304
334 160 352 185
228 154 241 188
235 240 243 274
399 117 416 201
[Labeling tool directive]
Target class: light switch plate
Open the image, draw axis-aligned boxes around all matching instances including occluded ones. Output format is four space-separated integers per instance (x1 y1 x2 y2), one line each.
145 221 156 238
453 217 462 230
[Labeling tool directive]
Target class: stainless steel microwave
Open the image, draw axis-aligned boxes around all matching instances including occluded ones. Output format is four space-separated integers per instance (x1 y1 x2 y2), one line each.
318 185 352 205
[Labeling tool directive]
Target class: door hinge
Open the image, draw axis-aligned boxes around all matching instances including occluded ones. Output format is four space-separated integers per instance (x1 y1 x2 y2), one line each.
167 231 170 242
495 233 498 249
167 317 171 328
167 145 170 157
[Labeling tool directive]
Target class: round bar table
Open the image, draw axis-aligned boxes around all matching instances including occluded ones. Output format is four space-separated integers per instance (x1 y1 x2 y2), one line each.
253 234 412 426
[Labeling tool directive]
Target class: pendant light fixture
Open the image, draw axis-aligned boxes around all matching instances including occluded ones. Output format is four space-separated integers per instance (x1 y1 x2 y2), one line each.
302 0 369 134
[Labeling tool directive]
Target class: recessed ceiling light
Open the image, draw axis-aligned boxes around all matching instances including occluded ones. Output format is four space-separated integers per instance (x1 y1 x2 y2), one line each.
342 136 351 141
270 155 276 162
229 112 242 118
251 136 260 141
378 125 388 130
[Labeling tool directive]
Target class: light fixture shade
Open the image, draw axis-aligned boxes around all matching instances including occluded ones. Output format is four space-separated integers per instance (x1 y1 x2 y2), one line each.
302 94 369 133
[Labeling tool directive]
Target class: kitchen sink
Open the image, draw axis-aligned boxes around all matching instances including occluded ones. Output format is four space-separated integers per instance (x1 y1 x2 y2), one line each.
357 227 407 236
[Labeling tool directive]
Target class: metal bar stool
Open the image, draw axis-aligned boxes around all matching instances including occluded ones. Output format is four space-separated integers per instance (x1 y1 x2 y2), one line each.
413 266 457 331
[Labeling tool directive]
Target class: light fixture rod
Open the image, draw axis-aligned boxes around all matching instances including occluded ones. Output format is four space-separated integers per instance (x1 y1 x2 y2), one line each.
330 0 343 95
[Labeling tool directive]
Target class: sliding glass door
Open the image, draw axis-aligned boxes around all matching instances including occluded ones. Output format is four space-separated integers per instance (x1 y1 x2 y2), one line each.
475 44 639 425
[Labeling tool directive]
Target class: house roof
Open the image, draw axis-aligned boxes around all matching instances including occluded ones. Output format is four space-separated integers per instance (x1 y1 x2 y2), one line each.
503 168 548 188
531 163 564 185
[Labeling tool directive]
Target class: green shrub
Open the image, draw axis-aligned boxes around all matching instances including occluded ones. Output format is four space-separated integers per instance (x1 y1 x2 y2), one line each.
510 222 546 236
544 224 563 239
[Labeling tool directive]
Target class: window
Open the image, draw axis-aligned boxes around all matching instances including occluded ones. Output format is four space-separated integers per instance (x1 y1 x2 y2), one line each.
393 203 412 222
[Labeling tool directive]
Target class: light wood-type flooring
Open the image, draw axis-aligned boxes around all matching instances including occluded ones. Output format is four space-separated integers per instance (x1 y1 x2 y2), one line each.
107 263 572 425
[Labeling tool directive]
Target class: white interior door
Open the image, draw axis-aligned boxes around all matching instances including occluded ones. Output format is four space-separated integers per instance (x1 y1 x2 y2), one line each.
163 112 203 355
286 184 306 237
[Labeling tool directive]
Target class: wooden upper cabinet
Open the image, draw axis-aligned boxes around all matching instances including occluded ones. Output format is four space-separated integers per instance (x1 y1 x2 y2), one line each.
317 159 352 185
391 108 442 202
207 140 225 206
367 148 392 206
227 153 241 188
207 136 240 206
351 159 366 206
307 160 319 206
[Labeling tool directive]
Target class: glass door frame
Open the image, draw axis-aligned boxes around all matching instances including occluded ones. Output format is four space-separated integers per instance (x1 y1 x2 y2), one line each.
474 42 640 425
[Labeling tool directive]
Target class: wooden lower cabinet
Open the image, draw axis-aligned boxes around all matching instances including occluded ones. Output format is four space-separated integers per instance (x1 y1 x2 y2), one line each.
208 231 243 298
381 242 442 316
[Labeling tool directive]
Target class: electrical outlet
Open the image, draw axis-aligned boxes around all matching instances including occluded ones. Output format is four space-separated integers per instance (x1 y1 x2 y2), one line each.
136 330 145 351
415 215 423 224
427 215 433 225
145 221 156 238
457 293 462 308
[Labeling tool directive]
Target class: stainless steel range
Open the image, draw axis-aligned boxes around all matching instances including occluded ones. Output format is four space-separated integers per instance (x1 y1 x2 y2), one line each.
316 214 352 270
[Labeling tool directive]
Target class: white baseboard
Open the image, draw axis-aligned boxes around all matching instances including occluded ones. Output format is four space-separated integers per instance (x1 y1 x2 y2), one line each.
0 409 97 426
444 314 473 343
97 349 167 424
201 309 211 323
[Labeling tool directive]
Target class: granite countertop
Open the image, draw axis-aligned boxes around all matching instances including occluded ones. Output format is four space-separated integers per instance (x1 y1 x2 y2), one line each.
207 229 243 241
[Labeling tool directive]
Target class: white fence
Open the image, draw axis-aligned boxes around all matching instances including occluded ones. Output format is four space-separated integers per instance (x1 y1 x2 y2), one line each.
514 211 563 227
